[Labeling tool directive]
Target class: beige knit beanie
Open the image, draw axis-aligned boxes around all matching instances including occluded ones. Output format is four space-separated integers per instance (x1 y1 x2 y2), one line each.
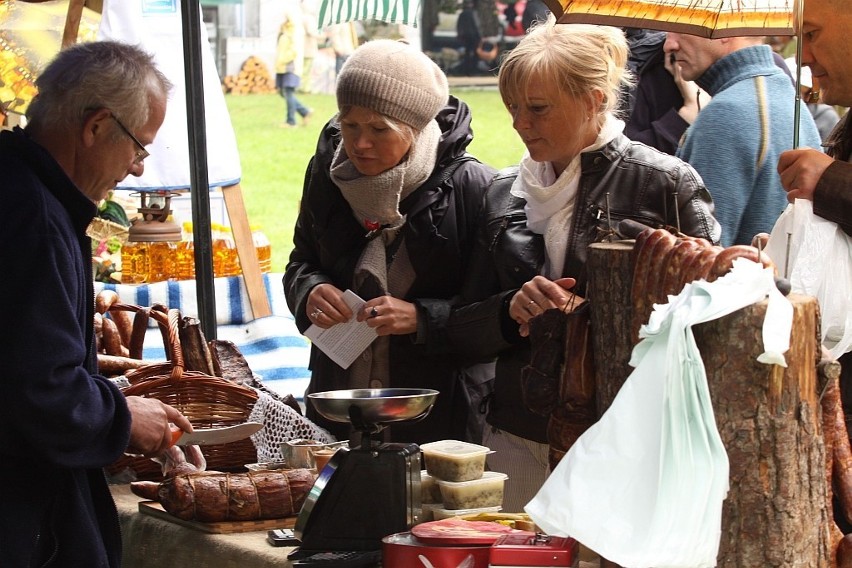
336 39 449 131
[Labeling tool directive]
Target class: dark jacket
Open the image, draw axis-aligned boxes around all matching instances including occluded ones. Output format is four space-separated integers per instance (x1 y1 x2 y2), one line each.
818 112 852 237
0 127 131 567
448 133 721 442
283 96 497 443
622 30 688 156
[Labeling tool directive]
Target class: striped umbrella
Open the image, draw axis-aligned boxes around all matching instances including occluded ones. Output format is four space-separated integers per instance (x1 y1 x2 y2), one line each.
541 0 796 38
318 0 421 28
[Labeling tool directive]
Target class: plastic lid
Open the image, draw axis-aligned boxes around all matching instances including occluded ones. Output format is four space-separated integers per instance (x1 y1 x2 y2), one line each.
420 440 490 458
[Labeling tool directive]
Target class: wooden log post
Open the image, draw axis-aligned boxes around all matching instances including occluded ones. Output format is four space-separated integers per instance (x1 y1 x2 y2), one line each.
586 241 635 416
221 184 272 320
586 241 832 567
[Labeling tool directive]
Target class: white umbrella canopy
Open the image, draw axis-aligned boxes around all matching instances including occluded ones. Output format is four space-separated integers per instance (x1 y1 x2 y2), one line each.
541 0 797 38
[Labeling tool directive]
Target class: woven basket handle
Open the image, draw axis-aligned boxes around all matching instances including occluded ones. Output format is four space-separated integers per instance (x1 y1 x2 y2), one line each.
108 303 184 379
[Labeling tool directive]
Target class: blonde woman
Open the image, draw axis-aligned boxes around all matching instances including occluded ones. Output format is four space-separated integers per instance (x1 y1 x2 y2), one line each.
449 20 721 511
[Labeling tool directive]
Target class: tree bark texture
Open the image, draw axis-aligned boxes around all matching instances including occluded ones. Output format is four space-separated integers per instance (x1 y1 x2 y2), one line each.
586 241 635 416
586 241 832 567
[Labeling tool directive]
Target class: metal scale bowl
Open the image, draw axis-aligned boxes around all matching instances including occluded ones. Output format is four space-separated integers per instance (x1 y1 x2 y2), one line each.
292 388 438 556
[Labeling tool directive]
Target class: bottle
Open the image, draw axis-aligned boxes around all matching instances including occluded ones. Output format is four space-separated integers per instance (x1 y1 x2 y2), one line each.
212 223 241 277
120 241 147 283
174 221 195 281
252 225 272 273
146 240 177 282
221 226 242 277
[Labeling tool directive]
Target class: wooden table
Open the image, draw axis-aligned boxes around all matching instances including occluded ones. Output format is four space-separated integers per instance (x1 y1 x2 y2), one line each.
111 484 297 568
111 484 603 567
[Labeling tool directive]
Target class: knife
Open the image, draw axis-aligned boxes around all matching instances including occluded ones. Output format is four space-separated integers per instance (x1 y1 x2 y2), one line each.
170 422 264 446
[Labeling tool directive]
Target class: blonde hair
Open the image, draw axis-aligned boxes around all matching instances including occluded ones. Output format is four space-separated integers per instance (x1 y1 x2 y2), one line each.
498 19 633 122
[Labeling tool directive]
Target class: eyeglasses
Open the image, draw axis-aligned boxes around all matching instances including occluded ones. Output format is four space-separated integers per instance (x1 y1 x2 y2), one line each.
110 113 150 164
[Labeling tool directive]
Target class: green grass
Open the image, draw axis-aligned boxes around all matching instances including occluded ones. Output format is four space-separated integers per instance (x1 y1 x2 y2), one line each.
226 89 525 272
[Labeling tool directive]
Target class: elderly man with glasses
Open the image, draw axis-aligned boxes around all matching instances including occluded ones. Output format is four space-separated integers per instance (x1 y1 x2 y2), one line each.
0 41 192 567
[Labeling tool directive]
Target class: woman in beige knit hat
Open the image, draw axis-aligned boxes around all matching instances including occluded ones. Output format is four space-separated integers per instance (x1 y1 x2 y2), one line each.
446 19 721 513
284 39 497 445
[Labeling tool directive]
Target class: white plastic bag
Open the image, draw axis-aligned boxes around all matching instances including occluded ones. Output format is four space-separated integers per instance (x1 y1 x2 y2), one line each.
764 199 852 358
525 260 792 568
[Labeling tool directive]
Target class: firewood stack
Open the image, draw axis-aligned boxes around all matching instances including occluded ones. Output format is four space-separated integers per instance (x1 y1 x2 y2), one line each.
222 56 276 95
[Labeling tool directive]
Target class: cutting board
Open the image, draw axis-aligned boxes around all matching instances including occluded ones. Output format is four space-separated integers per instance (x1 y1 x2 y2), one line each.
138 501 297 534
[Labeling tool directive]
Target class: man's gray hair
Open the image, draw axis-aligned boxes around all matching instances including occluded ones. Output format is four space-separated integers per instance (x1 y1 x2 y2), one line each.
27 41 172 132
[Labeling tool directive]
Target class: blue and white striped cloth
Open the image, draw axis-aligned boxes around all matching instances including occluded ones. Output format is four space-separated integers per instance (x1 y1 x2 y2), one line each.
95 273 311 399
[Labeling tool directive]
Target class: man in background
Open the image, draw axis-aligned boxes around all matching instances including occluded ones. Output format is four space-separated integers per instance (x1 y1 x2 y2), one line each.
456 0 482 76
622 28 706 155
665 33 822 246
299 0 323 94
329 21 359 77
0 41 192 566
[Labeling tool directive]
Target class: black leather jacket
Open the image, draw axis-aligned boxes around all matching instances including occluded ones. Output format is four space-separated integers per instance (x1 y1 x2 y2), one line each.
448 133 721 442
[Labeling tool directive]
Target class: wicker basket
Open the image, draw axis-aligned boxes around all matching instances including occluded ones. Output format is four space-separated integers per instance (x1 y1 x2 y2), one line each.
86 217 129 244
106 305 259 480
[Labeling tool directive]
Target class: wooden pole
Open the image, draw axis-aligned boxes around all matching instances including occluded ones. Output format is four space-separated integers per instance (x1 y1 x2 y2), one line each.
62 0 86 48
222 183 272 319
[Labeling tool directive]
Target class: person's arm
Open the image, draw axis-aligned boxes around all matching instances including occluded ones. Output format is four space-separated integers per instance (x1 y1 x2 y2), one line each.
283 157 338 333
668 160 723 245
667 52 712 126
776 147 852 235
402 161 500 353
446 175 531 357
815 160 852 236
1 192 133 466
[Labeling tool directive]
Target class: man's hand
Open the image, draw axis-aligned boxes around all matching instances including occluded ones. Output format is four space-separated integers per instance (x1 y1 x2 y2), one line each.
777 148 834 202
509 276 580 337
665 52 711 125
125 396 192 457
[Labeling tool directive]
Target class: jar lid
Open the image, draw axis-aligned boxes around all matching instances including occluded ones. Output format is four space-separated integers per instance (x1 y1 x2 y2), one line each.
128 218 182 242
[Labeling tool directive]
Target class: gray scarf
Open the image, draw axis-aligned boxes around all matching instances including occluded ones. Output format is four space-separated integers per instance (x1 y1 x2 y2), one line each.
330 120 441 387
331 120 441 297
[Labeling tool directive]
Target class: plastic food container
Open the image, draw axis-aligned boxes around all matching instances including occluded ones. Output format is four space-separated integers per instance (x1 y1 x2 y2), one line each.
420 440 490 482
437 471 508 509
421 470 443 504
431 505 502 520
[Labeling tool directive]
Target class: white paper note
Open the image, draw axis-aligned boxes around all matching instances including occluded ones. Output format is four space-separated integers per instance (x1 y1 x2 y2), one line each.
304 290 378 369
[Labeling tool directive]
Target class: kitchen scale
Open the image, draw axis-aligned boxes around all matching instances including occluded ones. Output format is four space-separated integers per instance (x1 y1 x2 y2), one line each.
288 388 438 562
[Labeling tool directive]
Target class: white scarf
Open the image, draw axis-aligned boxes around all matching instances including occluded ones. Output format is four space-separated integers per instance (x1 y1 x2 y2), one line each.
511 114 625 278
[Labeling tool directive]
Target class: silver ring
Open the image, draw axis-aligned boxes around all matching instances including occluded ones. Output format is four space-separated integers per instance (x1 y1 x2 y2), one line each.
528 300 536 306
370 307 379 318
310 310 320 319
